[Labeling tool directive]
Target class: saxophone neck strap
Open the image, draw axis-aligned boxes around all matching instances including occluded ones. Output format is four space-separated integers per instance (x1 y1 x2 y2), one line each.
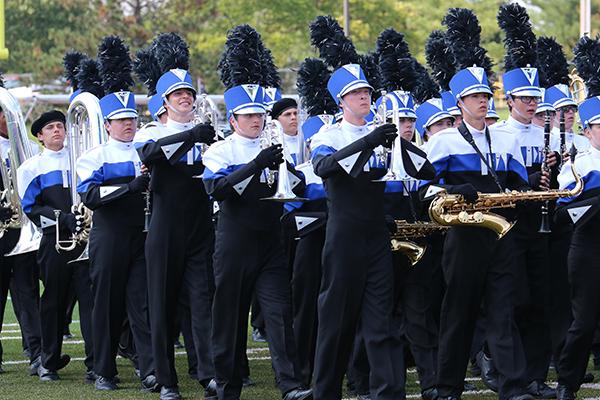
457 121 503 192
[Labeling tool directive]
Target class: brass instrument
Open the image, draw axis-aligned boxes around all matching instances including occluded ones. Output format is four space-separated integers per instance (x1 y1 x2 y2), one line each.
390 220 449 266
56 92 106 259
569 70 586 104
428 160 583 238
259 118 307 202
0 87 42 256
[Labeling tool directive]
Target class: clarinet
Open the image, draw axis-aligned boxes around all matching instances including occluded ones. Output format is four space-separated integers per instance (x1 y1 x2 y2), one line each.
559 108 566 168
538 110 551 233
143 171 151 233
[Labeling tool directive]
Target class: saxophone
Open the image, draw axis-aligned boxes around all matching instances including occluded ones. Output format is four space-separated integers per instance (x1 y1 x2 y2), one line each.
390 220 449 266
428 160 583 238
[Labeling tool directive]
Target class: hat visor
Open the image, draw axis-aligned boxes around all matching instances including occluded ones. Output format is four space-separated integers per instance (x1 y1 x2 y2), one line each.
164 82 197 98
426 112 454 128
234 105 266 115
386 110 417 119
458 85 493 98
339 81 374 98
584 114 600 128
509 88 542 97
106 110 138 120
485 112 499 119
555 98 578 109
536 103 555 113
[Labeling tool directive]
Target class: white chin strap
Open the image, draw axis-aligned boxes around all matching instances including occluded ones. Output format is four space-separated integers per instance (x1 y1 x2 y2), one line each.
458 99 486 126
340 97 367 123
164 97 196 119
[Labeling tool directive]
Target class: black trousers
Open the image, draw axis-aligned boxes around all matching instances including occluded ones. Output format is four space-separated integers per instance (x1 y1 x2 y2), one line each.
0 245 41 364
557 230 600 391
512 224 552 383
436 227 526 400
37 234 93 371
89 225 153 379
146 217 215 387
313 222 405 400
291 227 325 386
212 226 301 400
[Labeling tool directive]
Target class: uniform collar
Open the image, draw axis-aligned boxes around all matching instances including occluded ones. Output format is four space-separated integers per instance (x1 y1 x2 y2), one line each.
340 119 370 137
463 120 486 136
507 116 533 131
107 136 134 150
0 136 8 145
42 146 67 157
166 118 195 132
232 132 260 146
590 146 600 159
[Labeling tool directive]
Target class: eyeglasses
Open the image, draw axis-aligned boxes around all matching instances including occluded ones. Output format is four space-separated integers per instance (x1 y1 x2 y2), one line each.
516 96 541 104
559 105 578 114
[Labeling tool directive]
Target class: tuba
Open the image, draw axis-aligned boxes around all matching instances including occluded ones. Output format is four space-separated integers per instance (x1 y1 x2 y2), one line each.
390 220 449 266
0 87 42 256
428 158 584 238
55 92 106 260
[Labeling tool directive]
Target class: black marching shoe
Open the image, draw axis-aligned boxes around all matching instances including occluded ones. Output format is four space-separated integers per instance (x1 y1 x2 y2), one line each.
84 370 97 384
141 374 160 392
476 350 499 392
29 356 41 376
526 381 556 399
95 376 118 391
582 372 594 383
463 381 477 392
282 387 313 400
160 386 182 400
203 378 218 400
555 384 575 400
357 394 371 400
422 387 438 400
38 365 58 382
242 376 256 387
56 354 71 371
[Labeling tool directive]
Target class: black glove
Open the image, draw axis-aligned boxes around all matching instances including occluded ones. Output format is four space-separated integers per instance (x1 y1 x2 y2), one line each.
364 123 398 148
254 145 284 170
128 175 150 194
385 215 397 234
189 123 216 145
448 183 479 204
60 212 83 235
0 206 13 224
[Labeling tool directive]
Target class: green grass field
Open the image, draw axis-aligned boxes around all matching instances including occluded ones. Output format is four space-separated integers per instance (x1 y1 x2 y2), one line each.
3 300 600 399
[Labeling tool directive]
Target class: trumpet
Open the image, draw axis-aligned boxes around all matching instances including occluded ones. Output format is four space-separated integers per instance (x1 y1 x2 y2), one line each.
194 93 220 154
390 220 449 266
259 119 307 202
428 157 583 238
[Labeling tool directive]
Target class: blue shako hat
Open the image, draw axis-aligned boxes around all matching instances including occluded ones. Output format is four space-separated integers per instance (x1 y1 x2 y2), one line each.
263 87 282 108
302 114 335 141
503 67 542 97
536 88 555 114
441 91 460 115
224 84 266 115
100 91 138 120
486 97 499 119
415 98 453 137
545 84 577 109
156 68 196 100
374 90 417 119
327 64 373 103
579 96 600 129
449 66 493 100
148 94 166 121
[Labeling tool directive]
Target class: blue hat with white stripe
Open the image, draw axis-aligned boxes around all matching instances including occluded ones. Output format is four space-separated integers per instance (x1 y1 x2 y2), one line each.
503 67 542 97
375 91 417 119
449 67 493 99
148 94 166 121
415 98 453 137
69 89 82 103
441 91 460 116
545 84 577 109
263 87 282 109
578 96 600 129
536 88 555 114
156 68 196 100
327 64 373 103
302 114 335 141
486 98 499 119
100 91 138 120
224 84 266 115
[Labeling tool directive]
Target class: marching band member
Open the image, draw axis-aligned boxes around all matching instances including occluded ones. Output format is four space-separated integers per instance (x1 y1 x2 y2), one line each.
271 97 301 164
545 85 590 154
17 110 93 382
75 36 156 392
133 40 217 398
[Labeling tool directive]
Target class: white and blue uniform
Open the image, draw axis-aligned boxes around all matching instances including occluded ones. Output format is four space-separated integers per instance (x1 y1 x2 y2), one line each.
555 147 600 392
310 120 406 400
76 137 154 381
16 146 94 374
133 119 215 388
421 121 530 399
202 132 306 399
550 128 590 154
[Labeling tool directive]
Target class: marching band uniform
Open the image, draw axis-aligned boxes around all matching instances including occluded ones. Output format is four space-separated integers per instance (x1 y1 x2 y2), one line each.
76 91 156 390
17 110 93 381
203 84 310 400
133 69 216 398
420 68 530 400
546 85 590 154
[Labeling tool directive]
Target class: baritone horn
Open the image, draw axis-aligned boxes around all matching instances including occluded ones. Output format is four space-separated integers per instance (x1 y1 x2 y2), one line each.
390 220 449 266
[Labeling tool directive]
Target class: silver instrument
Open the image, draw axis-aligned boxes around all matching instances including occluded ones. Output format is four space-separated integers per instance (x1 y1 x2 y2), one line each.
374 91 410 182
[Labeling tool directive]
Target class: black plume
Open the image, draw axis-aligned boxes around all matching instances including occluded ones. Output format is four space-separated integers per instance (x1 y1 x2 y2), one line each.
497 3 537 70
376 29 410 61
259 45 281 88
425 30 456 91
443 8 494 78
97 35 133 93
536 36 569 88
63 51 88 91
76 58 105 98
413 60 441 104
219 24 264 88
151 32 189 73
296 58 338 117
357 52 382 98
133 47 162 95
376 28 418 93
310 15 358 69
574 35 600 98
